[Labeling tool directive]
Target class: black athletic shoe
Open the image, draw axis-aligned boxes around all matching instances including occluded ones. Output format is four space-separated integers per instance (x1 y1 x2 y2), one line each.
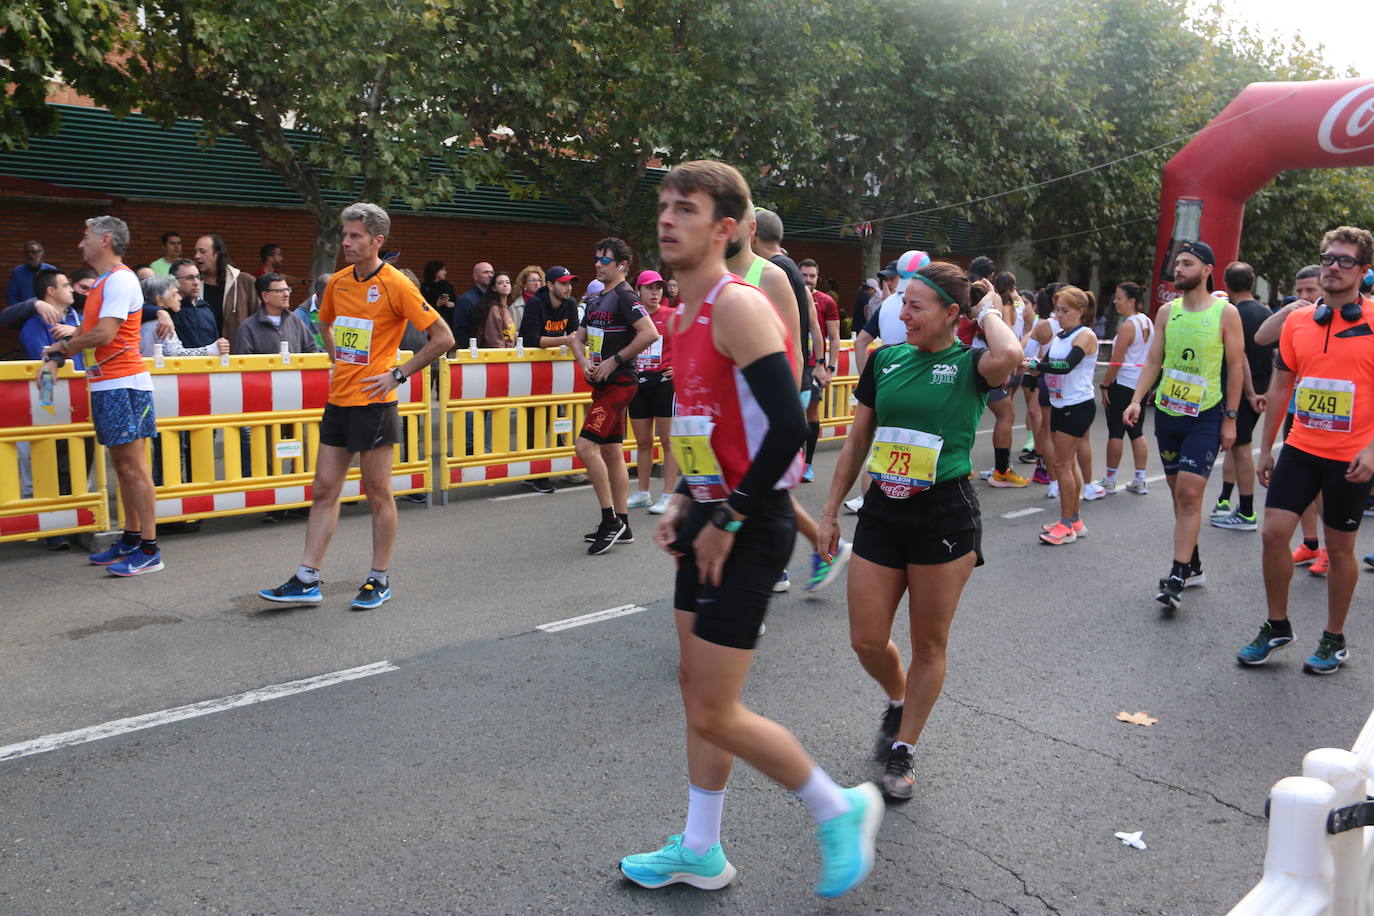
1155 574 1185 610
586 521 634 543
588 518 628 555
1018 450 1040 465
524 478 555 494
873 704 902 761
881 745 916 801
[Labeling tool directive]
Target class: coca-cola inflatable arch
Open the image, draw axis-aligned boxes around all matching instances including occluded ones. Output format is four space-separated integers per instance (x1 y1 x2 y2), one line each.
1153 78 1374 310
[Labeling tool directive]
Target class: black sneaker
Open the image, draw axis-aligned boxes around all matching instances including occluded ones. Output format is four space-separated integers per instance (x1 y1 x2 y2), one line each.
1018 449 1040 465
1184 561 1206 587
586 521 634 543
588 518 628 555
881 745 916 801
873 704 902 761
1155 574 1185 610
524 478 555 494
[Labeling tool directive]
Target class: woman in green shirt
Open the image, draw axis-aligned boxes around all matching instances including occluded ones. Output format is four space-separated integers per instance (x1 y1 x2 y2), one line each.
818 261 1023 801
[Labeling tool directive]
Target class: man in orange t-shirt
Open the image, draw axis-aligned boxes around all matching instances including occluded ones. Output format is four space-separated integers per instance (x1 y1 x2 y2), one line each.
1239 226 1374 675
260 203 453 610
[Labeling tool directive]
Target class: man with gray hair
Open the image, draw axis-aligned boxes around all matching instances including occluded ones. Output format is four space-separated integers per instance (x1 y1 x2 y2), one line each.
260 202 453 610
42 216 165 576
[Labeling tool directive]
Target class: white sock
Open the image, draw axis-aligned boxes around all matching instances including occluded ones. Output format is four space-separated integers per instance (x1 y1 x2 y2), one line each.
682 784 725 855
888 698 904 709
892 741 915 755
1135 469 1147 481
1105 466 1118 482
296 565 320 584
793 765 851 823
369 568 389 586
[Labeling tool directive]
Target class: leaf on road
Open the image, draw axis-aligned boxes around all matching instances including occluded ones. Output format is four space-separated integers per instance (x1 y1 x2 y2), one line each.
1116 711 1159 727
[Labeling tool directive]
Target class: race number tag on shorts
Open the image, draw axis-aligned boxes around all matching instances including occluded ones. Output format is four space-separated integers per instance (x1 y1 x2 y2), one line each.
586 326 605 365
334 316 374 366
636 336 663 371
866 426 942 499
1295 377 1355 432
1159 368 1206 416
670 415 728 502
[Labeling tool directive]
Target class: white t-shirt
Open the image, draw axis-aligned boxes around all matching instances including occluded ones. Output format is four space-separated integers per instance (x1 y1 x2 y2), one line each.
90 269 152 392
1113 313 1152 389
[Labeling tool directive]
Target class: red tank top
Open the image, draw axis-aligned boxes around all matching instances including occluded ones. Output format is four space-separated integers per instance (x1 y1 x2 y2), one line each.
79 264 145 382
669 274 804 500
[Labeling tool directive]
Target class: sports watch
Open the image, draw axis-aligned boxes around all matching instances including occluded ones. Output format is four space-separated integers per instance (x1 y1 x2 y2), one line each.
710 504 743 533
1223 408 1239 419
391 367 407 384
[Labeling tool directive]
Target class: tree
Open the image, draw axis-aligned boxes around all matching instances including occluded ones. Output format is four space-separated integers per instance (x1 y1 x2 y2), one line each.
0 0 129 150
75 0 502 275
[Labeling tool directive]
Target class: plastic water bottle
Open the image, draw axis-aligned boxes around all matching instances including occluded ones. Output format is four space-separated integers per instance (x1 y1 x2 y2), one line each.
38 366 56 414
280 340 291 365
153 342 165 368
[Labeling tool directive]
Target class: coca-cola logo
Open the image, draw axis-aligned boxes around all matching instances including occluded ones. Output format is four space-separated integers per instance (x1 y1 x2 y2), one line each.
1318 83 1374 154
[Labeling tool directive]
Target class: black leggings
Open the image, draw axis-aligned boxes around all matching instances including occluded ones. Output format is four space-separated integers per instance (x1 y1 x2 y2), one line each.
1104 382 1144 440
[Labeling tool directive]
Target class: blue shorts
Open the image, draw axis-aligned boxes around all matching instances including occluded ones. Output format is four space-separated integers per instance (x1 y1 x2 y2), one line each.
1154 403 1221 478
91 388 157 447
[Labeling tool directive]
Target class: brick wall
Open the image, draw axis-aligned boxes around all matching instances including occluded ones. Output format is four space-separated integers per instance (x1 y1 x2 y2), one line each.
1 191 890 321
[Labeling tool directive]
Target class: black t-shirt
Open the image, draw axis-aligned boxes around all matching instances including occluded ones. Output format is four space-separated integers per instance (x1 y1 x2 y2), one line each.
202 281 225 329
1233 298 1275 394
583 280 648 384
769 254 812 366
519 290 580 347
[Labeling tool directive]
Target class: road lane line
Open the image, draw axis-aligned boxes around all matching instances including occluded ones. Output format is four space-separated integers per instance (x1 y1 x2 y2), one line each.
0 661 398 763
1001 507 1043 519
538 604 647 633
490 484 592 502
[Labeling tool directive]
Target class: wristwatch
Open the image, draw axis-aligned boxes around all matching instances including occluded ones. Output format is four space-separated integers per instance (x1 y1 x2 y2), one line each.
1223 408 1239 419
612 352 626 365
826 364 837 372
709 504 743 533
390 367 406 384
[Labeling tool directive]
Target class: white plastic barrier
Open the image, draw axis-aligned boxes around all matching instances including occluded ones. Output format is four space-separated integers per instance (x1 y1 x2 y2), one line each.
1229 708 1374 915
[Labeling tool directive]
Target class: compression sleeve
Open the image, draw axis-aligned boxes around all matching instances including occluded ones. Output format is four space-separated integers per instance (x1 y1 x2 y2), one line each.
727 351 808 517
1033 346 1086 374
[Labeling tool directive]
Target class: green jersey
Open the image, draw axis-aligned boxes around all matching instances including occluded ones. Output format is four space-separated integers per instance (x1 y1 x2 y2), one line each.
1155 297 1225 417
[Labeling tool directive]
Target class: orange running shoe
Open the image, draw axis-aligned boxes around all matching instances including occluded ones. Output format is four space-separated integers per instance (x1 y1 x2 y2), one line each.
1308 549 1329 576
1292 543 1322 566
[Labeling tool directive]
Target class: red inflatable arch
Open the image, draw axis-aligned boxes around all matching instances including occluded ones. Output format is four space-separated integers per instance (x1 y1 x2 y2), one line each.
1153 77 1374 310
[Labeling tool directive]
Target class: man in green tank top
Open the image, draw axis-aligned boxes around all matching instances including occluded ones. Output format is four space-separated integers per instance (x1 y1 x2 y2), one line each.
1123 240 1245 609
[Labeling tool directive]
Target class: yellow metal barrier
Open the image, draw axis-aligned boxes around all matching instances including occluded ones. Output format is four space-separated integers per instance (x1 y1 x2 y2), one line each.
819 341 859 442
145 352 430 523
0 361 108 542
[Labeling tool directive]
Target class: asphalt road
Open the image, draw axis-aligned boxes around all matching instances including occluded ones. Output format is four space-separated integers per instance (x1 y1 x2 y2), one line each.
3 414 1372 914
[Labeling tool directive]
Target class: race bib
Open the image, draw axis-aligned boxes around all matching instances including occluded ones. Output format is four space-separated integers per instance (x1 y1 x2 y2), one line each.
1159 368 1206 417
1045 373 1064 397
866 426 942 499
334 316 374 366
586 326 605 365
83 348 102 379
1295 377 1355 432
636 336 663 371
670 415 728 502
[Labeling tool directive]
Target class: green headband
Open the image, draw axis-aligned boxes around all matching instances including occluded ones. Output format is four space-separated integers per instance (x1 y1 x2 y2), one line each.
911 272 955 305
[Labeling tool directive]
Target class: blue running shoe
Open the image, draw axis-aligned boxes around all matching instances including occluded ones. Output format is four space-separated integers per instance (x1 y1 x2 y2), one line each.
351 577 391 610
619 834 737 890
259 575 323 605
773 570 791 592
89 539 138 566
815 782 883 899
805 539 852 592
107 549 164 577
1236 621 1293 666
802 464 815 482
1303 634 1349 675
1364 554 1374 569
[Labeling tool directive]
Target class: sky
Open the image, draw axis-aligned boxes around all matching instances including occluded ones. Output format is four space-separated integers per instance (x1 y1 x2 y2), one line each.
1210 0 1371 77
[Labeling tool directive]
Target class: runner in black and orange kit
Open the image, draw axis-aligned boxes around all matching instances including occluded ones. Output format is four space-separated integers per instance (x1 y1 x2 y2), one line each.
1236 226 1374 674
618 160 882 899
573 238 659 555
259 203 453 609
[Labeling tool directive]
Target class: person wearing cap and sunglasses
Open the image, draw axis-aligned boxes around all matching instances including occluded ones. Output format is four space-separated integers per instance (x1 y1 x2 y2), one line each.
626 269 679 514
1123 239 1246 610
1235 227 1374 675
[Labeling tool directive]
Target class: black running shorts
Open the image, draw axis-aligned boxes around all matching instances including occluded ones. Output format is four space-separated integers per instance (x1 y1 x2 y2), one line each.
853 477 984 569
319 402 400 453
1266 443 1373 532
1050 398 1096 438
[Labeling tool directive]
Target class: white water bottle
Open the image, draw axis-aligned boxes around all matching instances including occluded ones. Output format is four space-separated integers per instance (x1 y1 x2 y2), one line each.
280 340 291 365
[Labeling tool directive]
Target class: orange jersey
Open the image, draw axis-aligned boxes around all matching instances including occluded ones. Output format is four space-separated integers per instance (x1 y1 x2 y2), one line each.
319 261 439 406
1277 299 1374 462
79 264 145 383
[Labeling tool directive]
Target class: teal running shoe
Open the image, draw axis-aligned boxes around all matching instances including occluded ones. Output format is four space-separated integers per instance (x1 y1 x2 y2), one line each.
351 577 392 610
805 539 852 592
619 834 737 890
260 575 323 605
1236 621 1293 665
815 783 883 899
1303 634 1349 675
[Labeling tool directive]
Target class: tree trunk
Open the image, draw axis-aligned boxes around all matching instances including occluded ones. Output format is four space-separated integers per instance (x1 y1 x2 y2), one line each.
311 212 342 280
860 230 883 285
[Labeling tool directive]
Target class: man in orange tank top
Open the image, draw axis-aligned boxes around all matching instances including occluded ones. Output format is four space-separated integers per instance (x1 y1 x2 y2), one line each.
42 216 164 577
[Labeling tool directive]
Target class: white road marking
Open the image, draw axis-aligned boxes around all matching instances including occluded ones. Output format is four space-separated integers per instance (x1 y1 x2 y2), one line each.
490 484 593 502
1002 507 1043 519
0 661 398 763
538 604 647 633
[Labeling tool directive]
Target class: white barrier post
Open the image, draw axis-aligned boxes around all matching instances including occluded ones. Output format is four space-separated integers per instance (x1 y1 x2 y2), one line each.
1228 776 1336 916
1303 748 1367 916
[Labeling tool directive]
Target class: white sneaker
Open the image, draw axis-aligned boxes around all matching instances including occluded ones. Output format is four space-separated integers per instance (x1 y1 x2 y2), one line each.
1098 477 1118 495
1046 480 1060 499
648 493 672 514
1081 482 1107 501
1125 478 1149 495
626 490 653 509
977 468 994 480
844 495 864 514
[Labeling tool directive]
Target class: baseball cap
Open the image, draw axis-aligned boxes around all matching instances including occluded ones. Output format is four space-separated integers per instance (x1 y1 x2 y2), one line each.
877 261 899 278
1175 240 1215 266
635 269 666 287
546 266 578 283
865 278 881 291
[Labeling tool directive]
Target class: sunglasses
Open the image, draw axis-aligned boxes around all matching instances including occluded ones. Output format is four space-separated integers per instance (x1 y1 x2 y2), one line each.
594 256 616 265
1319 252 1361 270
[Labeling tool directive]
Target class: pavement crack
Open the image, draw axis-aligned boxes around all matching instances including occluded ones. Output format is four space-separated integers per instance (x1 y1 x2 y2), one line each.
938 691 1264 821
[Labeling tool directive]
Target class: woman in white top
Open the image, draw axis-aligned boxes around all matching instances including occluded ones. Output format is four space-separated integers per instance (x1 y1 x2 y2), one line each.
1023 286 1063 494
1026 286 1098 545
137 274 227 357
1099 282 1151 495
